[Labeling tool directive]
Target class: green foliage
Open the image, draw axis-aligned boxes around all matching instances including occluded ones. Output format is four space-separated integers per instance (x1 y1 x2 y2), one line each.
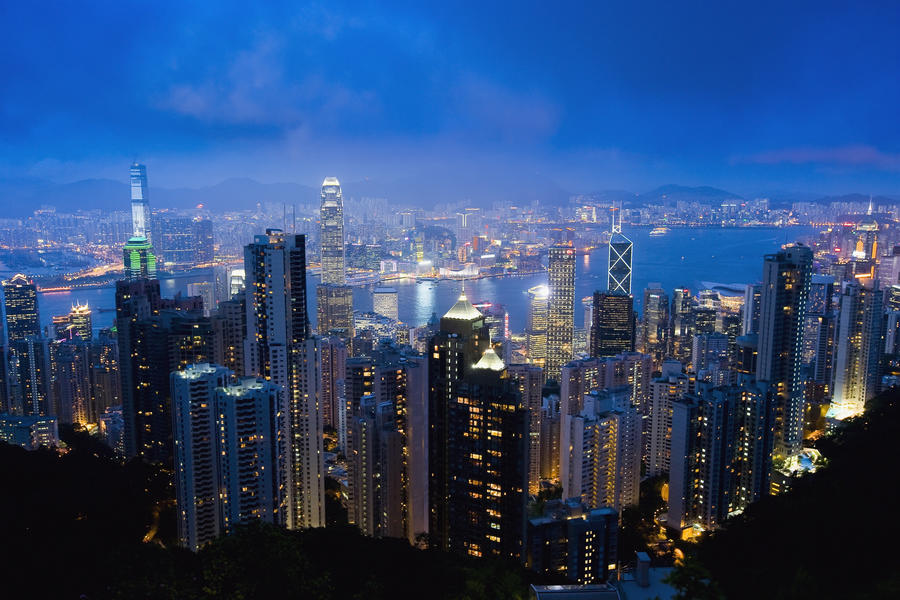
619 475 667 562
663 558 723 600
668 388 900 600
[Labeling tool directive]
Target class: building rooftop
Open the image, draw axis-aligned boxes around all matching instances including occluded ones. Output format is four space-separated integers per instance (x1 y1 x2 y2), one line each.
473 347 505 371
442 294 483 321
322 176 341 187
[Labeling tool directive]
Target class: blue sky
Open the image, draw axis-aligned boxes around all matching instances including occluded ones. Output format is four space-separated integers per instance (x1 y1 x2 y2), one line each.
2 1 899 195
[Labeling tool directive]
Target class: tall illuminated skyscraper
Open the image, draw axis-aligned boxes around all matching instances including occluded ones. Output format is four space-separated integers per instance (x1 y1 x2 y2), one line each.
546 245 576 380
756 243 812 458
641 285 669 367
607 210 633 294
123 236 157 280
130 163 151 241
2 274 40 343
830 277 884 420
428 296 528 559
172 364 289 551
590 291 635 358
243 229 324 529
526 284 549 368
320 177 345 285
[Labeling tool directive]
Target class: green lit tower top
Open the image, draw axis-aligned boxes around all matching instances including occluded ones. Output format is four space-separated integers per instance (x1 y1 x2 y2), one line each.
123 236 157 280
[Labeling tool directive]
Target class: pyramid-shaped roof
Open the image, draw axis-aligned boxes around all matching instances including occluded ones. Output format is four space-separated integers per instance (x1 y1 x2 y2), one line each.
442 294 483 321
473 347 505 371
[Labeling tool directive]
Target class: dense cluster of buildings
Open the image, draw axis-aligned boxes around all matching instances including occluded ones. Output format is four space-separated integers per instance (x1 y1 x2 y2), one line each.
0 165 896 589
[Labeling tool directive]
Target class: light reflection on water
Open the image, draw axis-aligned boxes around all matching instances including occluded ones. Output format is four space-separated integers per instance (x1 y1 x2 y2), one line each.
38 226 818 335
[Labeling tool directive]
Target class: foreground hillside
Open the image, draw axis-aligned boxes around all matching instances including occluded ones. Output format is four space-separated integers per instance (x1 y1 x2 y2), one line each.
671 387 900 599
0 431 539 600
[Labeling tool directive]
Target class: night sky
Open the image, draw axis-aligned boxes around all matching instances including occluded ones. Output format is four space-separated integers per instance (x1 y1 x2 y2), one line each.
2 1 900 196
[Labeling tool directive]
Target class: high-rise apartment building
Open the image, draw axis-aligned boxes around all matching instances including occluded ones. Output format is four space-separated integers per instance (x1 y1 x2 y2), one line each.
9 336 52 417
590 291 635 358
668 378 775 533
508 363 544 495
130 163 150 240
117 286 213 461
561 386 641 512
243 230 323 529
319 335 347 430
830 277 884 420
172 364 289 551
526 499 618 585
53 338 93 424
756 244 812 457
344 342 428 541
320 177 345 285
546 245 576 380
3 274 40 342
646 361 691 477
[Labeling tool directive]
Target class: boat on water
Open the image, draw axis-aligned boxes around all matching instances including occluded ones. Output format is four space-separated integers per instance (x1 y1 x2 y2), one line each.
649 226 669 236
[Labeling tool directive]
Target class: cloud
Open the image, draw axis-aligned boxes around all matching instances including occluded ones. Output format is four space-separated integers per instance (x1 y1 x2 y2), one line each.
737 145 900 171
450 75 560 143
154 34 378 129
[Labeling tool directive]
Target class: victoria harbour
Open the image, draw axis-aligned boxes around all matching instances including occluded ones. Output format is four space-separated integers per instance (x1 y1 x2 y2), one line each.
38 226 818 334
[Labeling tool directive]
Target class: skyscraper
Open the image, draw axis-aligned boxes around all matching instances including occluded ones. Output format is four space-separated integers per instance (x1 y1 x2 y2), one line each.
2 274 40 342
320 177 345 285
508 363 544 495
756 244 812 457
10 336 52 417
316 284 354 338
372 287 399 321
670 287 694 362
526 284 550 369
428 295 528 559
547 245 576 380
641 285 669 368
172 364 289 551
561 386 641 512
123 235 157 280
243 230 323 529
52 301 93 341
667 378 775 533
117 294 214 462
646 361 692 477
130 163 151 241
590 291 635 358
607 210 633 294
830 277 884 420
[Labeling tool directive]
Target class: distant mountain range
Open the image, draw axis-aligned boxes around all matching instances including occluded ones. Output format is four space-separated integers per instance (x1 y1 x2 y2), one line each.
0 176 893 217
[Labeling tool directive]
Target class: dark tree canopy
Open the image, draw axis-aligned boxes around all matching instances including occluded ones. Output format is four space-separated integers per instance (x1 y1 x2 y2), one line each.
670 387 900 600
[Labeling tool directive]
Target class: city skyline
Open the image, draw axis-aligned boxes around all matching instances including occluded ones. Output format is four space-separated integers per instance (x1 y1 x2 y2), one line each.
0 4 898 598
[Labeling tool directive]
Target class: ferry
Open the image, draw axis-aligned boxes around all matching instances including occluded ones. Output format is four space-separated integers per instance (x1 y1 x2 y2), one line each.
649 226 669 236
